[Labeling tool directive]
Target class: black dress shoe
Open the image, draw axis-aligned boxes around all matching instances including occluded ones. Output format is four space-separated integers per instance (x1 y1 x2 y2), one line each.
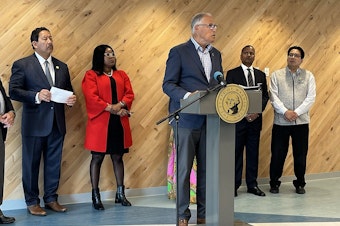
270 186 279 194
0 214 15 224
247 186 266 196
295 186 306 194
234 189 238 197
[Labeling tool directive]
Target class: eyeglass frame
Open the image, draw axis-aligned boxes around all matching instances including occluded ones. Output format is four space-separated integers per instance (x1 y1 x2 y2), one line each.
288 53 301 58
196 23 218 30
104 52 115 57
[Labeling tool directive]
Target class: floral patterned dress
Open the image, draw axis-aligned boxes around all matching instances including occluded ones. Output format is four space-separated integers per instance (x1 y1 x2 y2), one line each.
167 129 197 203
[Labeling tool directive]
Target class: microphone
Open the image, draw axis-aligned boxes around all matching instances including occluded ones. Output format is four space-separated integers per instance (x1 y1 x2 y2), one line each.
213 71 226 86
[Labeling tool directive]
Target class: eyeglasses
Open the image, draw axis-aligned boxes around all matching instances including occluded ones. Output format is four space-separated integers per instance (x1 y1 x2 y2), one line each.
104 52 115 57
288 53 301 58
197 23 218 30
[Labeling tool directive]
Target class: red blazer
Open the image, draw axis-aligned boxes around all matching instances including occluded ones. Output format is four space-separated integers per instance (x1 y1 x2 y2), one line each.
82 69 134 152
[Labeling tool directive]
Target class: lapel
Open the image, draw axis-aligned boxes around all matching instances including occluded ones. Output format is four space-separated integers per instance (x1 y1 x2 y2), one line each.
209 49 216 79
0 81 6 111
253 68 262 84
238 66 248 86
186 40 206 77
253 69 258 84
0 80 5 96
52 58 59 86
32 54 52 87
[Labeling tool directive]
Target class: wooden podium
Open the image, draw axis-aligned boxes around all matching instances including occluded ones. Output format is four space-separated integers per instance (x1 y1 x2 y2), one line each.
180 87 262 226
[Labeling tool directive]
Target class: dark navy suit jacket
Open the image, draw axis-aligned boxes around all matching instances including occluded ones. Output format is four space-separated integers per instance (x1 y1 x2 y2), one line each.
9 54 73 136
226 66 269 129
162 40 223 129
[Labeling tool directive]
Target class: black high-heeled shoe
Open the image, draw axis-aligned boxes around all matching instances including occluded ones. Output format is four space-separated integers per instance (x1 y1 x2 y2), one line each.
115 185 131 206
92 188 104 210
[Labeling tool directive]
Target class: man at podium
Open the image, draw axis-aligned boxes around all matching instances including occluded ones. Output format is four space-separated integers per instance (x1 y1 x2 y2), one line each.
162 12 223 226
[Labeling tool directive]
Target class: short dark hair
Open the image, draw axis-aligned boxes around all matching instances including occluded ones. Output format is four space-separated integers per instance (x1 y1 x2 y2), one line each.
92 44 117 75
241 45 255 53
288 46 305 59
30 27 50 49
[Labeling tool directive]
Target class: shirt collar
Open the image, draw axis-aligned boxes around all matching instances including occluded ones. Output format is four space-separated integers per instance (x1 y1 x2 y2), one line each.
35 52 52 65
241 64 253 71
190 37 212 52
286 66 301 76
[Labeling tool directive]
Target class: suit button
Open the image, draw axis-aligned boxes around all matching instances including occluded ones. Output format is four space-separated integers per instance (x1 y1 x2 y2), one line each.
51 106 54 109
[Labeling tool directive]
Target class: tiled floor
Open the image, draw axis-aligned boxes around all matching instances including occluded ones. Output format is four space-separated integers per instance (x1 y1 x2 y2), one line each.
2 176 340 225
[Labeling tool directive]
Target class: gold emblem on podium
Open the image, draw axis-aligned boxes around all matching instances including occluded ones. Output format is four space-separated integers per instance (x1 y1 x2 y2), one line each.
215 84 249 123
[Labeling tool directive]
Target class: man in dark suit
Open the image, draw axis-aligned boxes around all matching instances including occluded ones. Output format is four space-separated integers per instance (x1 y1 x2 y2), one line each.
226 45 269 197
162 13 223 226
0 79 16 224
9 27 76 216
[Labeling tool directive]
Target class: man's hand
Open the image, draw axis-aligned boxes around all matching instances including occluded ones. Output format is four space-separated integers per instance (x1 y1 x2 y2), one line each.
246 113 259 122
284 110 298 122
66 94 77 106
38 89 52 102
189 90 199 97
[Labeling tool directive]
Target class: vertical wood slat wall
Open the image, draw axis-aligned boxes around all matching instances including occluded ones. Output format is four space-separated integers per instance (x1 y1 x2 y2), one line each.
0 0 339 200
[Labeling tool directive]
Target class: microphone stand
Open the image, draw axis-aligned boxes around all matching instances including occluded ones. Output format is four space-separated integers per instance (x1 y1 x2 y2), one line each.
156 83 224 126
156 83 225 226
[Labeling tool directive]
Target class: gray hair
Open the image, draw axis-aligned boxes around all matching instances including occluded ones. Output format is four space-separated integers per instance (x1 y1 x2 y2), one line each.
191 12 212 34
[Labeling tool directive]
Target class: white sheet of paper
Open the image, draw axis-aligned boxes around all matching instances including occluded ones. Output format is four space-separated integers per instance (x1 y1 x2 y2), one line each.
50 86 73 103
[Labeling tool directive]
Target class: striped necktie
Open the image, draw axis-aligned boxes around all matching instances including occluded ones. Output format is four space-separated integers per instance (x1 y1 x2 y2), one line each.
247 68 254 86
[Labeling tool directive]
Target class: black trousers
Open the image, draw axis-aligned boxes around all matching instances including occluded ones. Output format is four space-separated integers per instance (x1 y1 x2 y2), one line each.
270 124 309 187
235 118 261 189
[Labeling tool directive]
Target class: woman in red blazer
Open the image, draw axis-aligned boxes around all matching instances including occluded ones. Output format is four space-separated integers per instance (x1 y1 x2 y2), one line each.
82 44 134 210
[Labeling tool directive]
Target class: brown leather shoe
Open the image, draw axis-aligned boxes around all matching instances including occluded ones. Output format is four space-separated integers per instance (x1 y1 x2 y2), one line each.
45 201 67 212
27 204 47 216
178 218 188 226
197 218 206 224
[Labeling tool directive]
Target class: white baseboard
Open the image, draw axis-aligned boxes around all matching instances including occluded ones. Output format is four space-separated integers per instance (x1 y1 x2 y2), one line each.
2 186 167 211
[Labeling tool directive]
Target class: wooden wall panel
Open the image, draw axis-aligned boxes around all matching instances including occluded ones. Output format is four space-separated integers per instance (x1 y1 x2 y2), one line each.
0 0 339 201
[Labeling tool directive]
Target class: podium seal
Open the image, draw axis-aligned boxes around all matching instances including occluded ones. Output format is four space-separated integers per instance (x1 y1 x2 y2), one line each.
215 84 249 123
